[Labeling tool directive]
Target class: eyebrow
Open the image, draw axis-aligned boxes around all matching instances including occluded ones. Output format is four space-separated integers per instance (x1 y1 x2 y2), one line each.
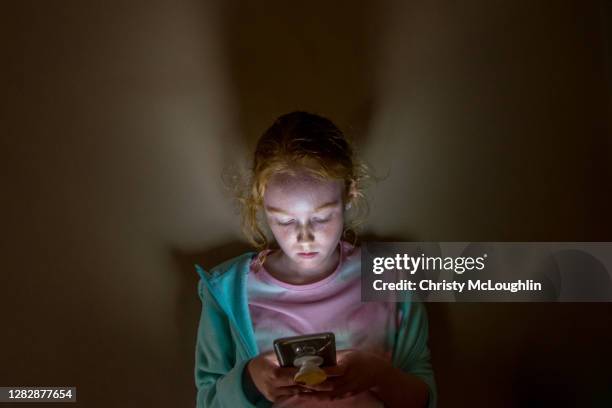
265 200 339 215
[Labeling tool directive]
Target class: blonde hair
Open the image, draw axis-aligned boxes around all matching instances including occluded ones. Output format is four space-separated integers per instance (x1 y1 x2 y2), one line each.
226 111 373 261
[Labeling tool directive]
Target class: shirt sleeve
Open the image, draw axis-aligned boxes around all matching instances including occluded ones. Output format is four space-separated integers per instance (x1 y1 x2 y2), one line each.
392 300 437 408
195 278 270 408
241 359 271 406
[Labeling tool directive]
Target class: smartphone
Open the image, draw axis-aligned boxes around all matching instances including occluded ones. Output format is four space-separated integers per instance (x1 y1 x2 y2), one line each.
273 332 336 368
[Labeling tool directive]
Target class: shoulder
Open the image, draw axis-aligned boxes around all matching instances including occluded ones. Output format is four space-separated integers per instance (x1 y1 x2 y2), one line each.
334 241 361 283
195 251 258 283
195 251 259 310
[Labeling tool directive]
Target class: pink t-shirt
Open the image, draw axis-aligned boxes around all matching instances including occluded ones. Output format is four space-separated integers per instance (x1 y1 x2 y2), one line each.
247 240 398 407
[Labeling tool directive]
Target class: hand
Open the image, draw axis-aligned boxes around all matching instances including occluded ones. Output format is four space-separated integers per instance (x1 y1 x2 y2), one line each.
246 351 303 402
300 349 393 401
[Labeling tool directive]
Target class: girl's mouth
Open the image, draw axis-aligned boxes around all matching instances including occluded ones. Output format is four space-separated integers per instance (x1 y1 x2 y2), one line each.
297 252 318 258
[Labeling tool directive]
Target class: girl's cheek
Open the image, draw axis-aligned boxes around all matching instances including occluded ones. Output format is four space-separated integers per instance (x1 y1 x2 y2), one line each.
315 220 343 237
314 222 333 232
272 227 291 240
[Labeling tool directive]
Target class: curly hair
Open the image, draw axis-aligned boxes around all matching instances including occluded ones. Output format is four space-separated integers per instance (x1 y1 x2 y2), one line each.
226 111 373 259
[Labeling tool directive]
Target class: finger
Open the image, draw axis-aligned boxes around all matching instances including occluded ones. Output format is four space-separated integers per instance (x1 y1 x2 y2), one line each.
274 385 304 397
335 349 354 361
293 390 334 403
328 378 371 400
261 351 279 364
327 378 358 399
300 389 360 403
300 380 335 392
326 373 351 387
269 385 304 402
322 365 345 377
270 366 300 386
273 394 294 404
300 375 349 395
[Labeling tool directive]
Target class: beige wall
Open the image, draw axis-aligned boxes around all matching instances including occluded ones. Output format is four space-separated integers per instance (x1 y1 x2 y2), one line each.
4 1 611 406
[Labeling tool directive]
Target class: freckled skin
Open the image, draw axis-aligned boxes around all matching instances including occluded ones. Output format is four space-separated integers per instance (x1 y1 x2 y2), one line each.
263 171 345 284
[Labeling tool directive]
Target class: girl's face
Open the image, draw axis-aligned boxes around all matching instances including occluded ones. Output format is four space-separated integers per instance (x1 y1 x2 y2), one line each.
263 171 345 274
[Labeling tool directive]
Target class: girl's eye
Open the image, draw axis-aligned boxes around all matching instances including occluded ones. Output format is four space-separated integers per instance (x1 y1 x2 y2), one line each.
313 216 331 224
278 220 295 226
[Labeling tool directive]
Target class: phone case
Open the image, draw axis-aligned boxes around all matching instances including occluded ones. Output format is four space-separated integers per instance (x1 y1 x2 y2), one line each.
273 332 336 368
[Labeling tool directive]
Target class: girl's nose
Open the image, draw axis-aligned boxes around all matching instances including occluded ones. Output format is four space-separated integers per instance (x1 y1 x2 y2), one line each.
296 223 314 243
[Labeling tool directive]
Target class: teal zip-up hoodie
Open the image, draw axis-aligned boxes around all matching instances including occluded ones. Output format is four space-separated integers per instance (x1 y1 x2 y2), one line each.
194 251 437 408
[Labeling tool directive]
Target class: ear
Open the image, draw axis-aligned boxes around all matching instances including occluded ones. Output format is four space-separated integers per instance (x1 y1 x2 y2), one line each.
345 179 358 206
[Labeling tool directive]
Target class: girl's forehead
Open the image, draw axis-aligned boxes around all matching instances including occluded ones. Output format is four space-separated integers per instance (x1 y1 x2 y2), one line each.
263 173 343 207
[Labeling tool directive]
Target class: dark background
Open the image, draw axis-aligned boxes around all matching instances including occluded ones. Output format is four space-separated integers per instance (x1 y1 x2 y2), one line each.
4 1 611 406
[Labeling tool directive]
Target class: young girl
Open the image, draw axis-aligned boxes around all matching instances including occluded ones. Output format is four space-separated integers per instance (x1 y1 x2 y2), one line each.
194 111 436 407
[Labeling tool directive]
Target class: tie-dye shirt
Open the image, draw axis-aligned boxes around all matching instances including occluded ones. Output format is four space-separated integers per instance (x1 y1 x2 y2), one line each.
247 240 398 407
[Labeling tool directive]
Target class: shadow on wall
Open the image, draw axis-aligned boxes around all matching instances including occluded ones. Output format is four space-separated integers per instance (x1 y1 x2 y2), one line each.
171 240 254 382
218 0 384 148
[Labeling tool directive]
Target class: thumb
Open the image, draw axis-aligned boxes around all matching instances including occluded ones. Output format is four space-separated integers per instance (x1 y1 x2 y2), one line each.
322 365 345 377
336 349 354 361
261 350 280 364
